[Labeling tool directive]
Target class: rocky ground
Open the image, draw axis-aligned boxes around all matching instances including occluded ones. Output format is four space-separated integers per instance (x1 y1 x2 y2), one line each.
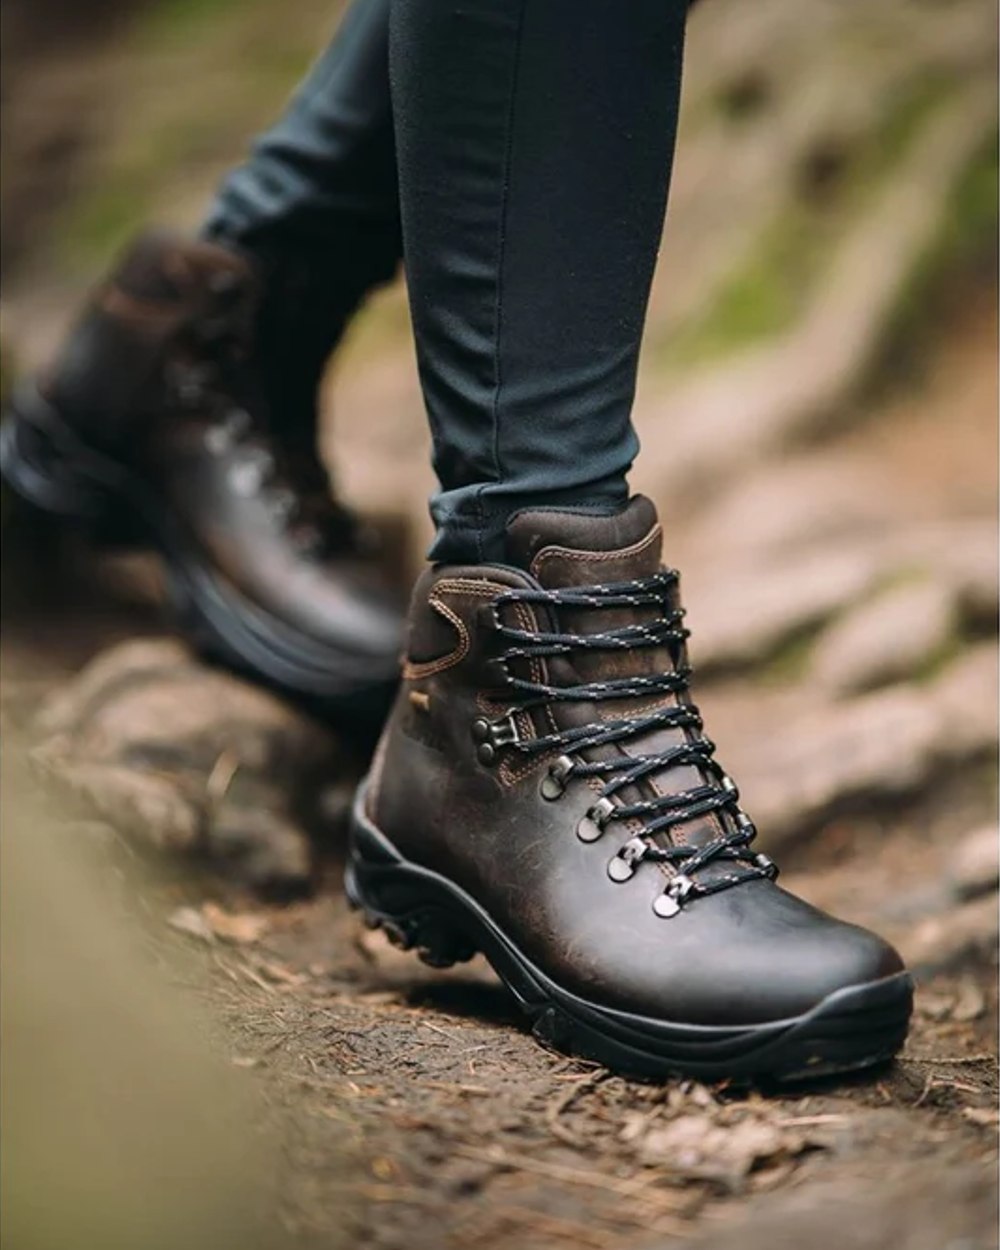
2 293 997 1249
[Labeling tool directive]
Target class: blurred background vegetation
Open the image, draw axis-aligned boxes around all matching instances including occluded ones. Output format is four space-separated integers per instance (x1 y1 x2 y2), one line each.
1 0 995 540
1 0 995 367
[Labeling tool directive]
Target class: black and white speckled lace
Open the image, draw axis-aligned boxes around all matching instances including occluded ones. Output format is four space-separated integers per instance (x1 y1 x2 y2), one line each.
481 572 778 917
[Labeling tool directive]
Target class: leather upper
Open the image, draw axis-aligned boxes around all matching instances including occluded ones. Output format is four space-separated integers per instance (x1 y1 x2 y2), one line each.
368 499 904 1026
45 231 403 667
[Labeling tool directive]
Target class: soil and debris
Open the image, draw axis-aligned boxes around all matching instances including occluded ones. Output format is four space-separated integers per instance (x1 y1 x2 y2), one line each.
2 299 997 1250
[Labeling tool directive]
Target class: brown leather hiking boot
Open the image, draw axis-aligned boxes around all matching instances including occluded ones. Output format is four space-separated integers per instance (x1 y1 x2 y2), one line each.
1 231 402 721
346 496 912 1080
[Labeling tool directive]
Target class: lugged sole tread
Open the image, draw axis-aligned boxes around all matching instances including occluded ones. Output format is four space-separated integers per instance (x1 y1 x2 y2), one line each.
345 798 914 1083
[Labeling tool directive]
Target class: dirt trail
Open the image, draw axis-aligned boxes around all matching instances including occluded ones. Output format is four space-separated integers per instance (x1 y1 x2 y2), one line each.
189 807 997 1250
2 298 997 1250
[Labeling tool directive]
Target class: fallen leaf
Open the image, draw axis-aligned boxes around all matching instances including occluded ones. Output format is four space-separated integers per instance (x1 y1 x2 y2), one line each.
633 1113 820 1187
202 902 270 945
619 1111 652 1145
167 906 215 943
255 959 306 986
962 1107 999 1128
951 980 986 1023
916 991 956 1021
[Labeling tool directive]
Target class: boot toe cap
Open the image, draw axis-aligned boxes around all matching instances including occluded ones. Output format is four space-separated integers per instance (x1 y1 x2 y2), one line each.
546 878 906 1028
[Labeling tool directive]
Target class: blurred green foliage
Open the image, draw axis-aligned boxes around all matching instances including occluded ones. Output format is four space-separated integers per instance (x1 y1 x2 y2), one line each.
57 0 342 272
655 75 969 370
883 131 998 364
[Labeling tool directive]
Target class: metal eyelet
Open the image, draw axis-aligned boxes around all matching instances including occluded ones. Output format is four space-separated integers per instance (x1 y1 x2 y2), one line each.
607 836 647 882
229 445 273 497
754 852 777 878
576 796 614 843
489 712 520 748
735 812 757 838
229 459 264 496
653 873 695 918
470 718 494 765
470 712 520 767
204 424 232 454
540 754 575 801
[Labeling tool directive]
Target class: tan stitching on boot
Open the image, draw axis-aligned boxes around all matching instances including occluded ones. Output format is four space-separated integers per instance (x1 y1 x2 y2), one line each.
401 580 507 680
402 597 469 679
499 602 554 786
530 523 662 579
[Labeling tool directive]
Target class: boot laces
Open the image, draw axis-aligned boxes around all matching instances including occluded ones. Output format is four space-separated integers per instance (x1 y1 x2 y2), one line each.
489 572 778 916
167 340 350 555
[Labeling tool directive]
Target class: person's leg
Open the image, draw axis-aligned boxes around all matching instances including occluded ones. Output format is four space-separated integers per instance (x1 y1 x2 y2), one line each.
347 0 913 1080
205 0 401 443
390 0 686 563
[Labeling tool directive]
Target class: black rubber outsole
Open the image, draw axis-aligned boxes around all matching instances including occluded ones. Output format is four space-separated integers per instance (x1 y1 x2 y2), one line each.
0 386 397 723
347 783 914 1083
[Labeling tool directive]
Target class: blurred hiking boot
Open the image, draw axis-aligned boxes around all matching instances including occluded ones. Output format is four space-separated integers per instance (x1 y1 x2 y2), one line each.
0 231 403 724
346 496 913 1080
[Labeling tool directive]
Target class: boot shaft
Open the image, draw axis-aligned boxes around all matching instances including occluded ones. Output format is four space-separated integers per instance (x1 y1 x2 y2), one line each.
47 232 257 451
354 497 909 1055
374 498 712 848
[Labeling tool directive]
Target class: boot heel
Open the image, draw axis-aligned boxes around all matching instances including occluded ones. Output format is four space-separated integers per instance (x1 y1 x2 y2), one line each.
0 386 119 522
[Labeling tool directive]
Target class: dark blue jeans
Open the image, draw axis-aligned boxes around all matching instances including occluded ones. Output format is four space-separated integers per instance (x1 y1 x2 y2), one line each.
206 0 688 563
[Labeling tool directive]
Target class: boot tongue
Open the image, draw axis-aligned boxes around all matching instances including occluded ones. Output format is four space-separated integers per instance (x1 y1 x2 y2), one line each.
505 496 661 584
505 495 669 681
506 497 723 855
